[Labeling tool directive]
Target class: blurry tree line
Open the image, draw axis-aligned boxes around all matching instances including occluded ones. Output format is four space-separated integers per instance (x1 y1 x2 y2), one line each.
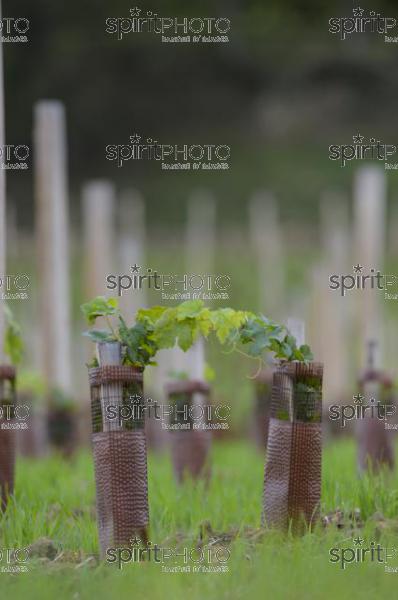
4 0 398 227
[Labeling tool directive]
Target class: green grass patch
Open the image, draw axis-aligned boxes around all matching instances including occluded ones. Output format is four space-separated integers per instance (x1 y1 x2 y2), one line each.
0 439 397 598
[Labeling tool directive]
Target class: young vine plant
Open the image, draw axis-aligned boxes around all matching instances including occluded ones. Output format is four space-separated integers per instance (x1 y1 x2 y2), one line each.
81 296 313 372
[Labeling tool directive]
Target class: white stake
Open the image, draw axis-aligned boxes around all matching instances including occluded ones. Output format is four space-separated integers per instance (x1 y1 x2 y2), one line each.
286 317 305 420
186 189 216 277
82 180 115 298
34 101 72 395
172 337 206 381
287 317 305 348
169 338 207 414
97 341 122 432
118 189 147 319
388 201 398 257
0 3 6 363
184 192 211 406
249 191 284 317
319 193 350 405
353 167 386 367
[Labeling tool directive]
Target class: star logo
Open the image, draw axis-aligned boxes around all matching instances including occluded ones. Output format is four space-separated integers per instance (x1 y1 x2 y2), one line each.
353 7 364 17
130 134 141 145
130 536 141 546
130 7 141 17
353 134 364 144
130 264 140 273
353 264 363 274
353 393 364 405
130 393 142 404
353 536 364 546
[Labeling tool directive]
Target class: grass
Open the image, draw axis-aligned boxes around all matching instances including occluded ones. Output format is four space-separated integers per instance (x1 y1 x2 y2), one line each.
0 439 397 598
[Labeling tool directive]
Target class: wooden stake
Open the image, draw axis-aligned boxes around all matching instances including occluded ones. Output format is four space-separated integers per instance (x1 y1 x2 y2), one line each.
287 317 305 348
34 101 72 396
319 194 350 405
186 190 216 278
0 3 6 363
149 192 213 444
118 189 147 318
82 181 115 299
353 167 386 367
249 191 284 317
168 337 206 386
97 341 122 432
388 201 398 257
185 338 206 414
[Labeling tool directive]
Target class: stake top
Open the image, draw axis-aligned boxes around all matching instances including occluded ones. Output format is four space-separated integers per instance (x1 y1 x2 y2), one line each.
287 318 305 348
34 100 65 119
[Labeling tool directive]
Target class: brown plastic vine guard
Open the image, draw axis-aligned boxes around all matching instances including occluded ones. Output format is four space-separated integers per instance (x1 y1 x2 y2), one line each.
262 361 323 534
357 372 395 473
165 380 211 483
89 366 149 557
16 398 47 458
47 405 77 458
251 367 273 449
0 365 17 511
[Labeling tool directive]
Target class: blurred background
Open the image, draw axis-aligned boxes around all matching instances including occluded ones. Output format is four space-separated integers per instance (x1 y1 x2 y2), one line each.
5 0 398 223
3 0 398 438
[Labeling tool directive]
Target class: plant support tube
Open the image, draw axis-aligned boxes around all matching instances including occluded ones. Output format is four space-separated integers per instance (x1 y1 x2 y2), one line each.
262 361 323 533
0 365 16 510
89 361 149 557
165 379 211 483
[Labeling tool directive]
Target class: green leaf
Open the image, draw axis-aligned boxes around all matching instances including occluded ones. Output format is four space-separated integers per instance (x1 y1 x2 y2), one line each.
81 296 119 325
81 296 314 369
176 321 197 351
136 306 167 325
118 320 157 367
197 308 213 337
210 308 246 344
299 344 314 362
238 317 263 343
82 329 116 344
240 317 274 357
176 300 204 320
280 341 293 359
153 307 179 348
